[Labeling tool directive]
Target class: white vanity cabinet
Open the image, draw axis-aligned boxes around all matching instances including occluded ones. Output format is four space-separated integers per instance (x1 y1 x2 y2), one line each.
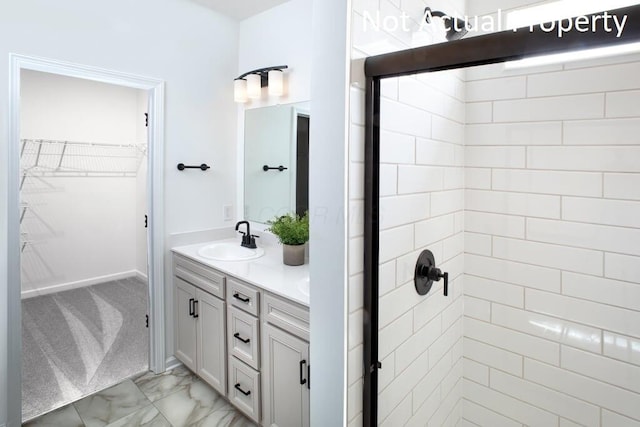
172 251 310 427
173 255 227 396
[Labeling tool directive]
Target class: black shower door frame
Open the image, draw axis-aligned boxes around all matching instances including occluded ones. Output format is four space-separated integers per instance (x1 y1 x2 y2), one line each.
362 5 640 426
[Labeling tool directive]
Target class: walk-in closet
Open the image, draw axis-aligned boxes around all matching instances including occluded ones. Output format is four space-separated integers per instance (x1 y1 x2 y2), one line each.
19 70 150 421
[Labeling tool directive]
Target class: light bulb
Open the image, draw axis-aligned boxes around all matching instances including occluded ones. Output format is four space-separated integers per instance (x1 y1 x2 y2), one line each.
247 74 262 99
234 79 248 103
268 69 284 97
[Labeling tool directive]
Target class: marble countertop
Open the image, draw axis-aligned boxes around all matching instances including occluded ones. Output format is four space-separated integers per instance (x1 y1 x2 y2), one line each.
171 238 310 307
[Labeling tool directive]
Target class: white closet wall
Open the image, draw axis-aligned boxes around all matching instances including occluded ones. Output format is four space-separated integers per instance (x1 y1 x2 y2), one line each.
20 70 148 297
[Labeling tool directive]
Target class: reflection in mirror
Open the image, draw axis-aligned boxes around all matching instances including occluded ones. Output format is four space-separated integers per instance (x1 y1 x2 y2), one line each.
244 102 310 224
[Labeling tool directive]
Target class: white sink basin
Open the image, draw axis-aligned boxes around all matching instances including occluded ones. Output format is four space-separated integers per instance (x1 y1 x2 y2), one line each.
298 278 310 297
197 242 265 261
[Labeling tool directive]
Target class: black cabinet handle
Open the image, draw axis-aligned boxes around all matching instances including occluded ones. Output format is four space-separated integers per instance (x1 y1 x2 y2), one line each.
307 364 311 389
299 360 307 385
189 298 194 317
234 333 250 344
233 293 250 303
193 300 199 318
234 383 251 396
263 164 288 172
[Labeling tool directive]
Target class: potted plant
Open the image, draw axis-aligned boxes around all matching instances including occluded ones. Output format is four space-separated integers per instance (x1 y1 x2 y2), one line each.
267 212 309 266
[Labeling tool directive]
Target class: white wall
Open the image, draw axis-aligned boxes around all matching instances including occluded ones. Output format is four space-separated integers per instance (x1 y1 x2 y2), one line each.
462 3 640 424
20 70 147 297
0 1 239 424
348 1 466 425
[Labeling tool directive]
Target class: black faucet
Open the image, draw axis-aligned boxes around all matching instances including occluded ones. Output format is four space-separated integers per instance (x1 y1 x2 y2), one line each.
235 221 259 249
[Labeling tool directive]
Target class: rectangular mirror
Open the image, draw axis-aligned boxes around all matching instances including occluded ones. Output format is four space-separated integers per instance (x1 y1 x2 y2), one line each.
244 101 310 224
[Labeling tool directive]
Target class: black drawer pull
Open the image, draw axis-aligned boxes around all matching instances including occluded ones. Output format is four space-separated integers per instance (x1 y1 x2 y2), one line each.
234 383 251 396
307 364 311 390
233 293 250 303
234 333 251 344
189 298 195 317
193 300 199 318
299 360 307 385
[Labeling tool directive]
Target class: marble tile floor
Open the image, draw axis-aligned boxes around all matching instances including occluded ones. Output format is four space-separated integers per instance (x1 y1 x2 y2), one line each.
23 365 257 427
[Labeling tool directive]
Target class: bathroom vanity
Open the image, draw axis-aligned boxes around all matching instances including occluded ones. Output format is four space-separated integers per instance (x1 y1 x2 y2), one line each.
171 239 310 427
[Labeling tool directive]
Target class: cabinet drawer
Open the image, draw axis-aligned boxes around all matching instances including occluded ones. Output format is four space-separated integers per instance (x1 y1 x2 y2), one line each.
228 307 259 370
227 278 260 316
263 293 310 341
229 357 261 423
174 254 225 299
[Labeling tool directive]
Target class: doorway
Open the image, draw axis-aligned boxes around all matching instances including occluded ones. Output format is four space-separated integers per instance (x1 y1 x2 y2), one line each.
7 54 166 425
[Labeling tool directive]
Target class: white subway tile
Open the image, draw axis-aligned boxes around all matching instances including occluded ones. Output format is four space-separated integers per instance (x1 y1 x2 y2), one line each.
412 352 450 411
490 369 600 427
604 332 640 366
379 311 413 359
605 173 640 201
525 358 640 421
466 102 493 124
379 224 414 263
465 168 491 190
465 146 526 168
350 87 365 126
433 115 464 144
379 352 395 392
605 253 640 284
380 394 412 427
607 91 640 118
492 304 602 353
380 130 415 164
443 232 465 262
349 309 363 349
398 165 444 194
463 399 522 427
350 124 364 162
348 345 363 386
563 197 640 228
526 289 640 338
560 418 583 427
444 167 465 190
380 77 399 100
464 295 491 322
563 52 640 70
465 60 562 80
465 122 562 146
349 273 363 313
378 350 429 421
347 379 362 422
430 319 463 368
414 287 452 331
415 214 455 248
528 217 640 257
379 260 396 296
416 138 456 166
493 94 605 122
463 337 523 377
602 410 640 427
349 162 364 200
464 358 490 386
564 118 640 145
562 346 640 394
467 76 526 102
563 272 640 312
527 62 640 97
380 164 398 196
431 190 464 217
465 212 525 239
349 237 364 275
394 316 442 374
399 77 459 119
465 318 559 365
466 190 561 219
528 146 640 172
464 379 559 427
379 194 430 230
465 254 561 292
407 387 441 427
465 233 492 256
465 275 524 308
428 380 462 427
492 169 602 197
379 281 422 329
493 236 603 276
349 200 364 238
380 98 431 138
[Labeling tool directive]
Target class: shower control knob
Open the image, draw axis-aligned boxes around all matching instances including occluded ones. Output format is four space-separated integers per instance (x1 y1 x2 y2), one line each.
414 250 449 296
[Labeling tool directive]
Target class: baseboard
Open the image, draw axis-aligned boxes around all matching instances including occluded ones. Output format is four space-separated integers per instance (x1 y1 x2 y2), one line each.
165 356 181 371
135 270 148 282
21 270 139 299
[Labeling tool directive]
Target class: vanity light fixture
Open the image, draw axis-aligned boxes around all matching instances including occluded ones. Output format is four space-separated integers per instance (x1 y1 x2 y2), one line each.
234 65 288 103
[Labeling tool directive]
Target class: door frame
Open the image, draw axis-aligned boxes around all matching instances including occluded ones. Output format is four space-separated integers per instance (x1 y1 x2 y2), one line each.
7 53 166 423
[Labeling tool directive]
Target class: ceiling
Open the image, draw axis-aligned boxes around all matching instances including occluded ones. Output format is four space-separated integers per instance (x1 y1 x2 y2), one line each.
193 0 291 20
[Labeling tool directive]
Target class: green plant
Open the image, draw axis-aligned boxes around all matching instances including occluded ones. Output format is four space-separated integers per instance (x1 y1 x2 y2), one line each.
267 212 309 246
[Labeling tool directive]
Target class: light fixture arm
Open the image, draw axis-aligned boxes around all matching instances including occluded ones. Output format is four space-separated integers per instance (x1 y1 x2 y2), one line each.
235 65 288 87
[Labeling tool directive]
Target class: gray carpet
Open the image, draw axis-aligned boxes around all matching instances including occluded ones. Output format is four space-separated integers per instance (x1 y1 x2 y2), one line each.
22 276 149 421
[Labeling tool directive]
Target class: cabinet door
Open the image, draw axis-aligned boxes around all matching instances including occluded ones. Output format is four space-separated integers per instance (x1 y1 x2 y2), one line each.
196 289 227 395
262 323 310 427
175 278 197 372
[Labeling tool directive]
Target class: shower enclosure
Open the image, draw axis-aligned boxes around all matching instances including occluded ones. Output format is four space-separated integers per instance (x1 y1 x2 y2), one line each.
356 3 640 426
